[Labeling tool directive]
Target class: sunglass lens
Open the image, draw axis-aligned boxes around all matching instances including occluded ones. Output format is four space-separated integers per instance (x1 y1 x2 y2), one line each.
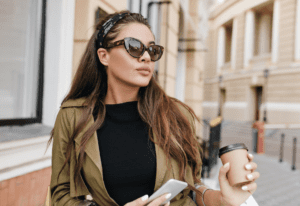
126 38 144 57
148 45 163 61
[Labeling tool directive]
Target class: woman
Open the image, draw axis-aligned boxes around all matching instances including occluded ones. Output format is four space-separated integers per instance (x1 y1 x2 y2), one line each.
48 11 260 206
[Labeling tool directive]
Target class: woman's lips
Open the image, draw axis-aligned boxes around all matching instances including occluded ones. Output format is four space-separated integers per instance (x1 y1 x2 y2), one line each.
137 68 151 75
137 69 151 75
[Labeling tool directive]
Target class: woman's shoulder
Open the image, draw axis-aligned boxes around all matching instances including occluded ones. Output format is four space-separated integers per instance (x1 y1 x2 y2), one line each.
55 97 88 124
54 98 88 132
60 97 88 109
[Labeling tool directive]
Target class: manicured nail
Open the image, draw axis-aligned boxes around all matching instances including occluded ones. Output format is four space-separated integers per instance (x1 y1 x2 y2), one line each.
165 201 170 206
165 193 172 199
249 153 253 158
224 162 229 168
141 195 149 201
245 164 252 170
247 174 253 180
242 186 248 190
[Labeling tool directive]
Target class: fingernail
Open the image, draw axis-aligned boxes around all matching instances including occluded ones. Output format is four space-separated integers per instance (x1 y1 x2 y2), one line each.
141 195 149 201
165 193 172 199
247 174 253 180
242 186 248 190
249 153 253 158
166 201 170 206
245 164 252 170
224 162 229 168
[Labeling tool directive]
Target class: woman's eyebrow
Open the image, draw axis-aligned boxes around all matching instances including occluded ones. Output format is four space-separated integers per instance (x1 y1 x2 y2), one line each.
149 41 155 45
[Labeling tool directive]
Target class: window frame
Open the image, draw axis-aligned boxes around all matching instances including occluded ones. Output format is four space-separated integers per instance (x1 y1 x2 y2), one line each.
224 19 233 64
253 2 274 57
0 0 47 126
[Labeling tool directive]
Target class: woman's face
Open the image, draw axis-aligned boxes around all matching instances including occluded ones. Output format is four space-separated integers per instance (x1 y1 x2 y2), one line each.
104 23 156 88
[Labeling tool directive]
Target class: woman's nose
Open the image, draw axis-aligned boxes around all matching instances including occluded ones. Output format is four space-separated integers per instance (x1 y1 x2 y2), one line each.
140 49 151 62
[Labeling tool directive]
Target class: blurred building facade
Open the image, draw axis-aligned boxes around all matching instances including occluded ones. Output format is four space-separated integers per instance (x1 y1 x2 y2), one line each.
0 0 208 205
203 0 300 127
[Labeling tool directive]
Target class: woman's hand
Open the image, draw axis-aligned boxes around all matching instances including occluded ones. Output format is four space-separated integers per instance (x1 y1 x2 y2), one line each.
218 153 260 206
124 193 171 206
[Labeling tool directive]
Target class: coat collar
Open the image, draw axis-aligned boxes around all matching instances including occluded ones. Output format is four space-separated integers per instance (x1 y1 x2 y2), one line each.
61 97 88 108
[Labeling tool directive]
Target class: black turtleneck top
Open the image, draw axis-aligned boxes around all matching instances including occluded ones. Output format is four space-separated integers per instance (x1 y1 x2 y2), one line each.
96 101 156 205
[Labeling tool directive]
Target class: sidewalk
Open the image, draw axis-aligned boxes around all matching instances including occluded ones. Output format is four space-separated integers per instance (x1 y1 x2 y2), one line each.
201 153 300 206
251 153 300 206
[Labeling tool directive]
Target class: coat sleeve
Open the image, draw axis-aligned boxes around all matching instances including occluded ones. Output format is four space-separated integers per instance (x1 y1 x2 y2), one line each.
50 108 95 206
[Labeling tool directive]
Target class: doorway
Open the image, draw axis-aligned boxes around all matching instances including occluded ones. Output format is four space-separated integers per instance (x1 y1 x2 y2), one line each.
220 89 226 117
254 87 263 121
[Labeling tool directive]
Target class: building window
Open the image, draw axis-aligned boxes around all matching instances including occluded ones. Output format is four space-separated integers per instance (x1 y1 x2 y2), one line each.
217 19 234 72
0 0 45 125
224 20 233 63
254 2 273 56
295 0 300 60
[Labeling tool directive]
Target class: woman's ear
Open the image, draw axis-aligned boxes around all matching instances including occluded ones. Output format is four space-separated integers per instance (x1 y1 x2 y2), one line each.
97 48 109 66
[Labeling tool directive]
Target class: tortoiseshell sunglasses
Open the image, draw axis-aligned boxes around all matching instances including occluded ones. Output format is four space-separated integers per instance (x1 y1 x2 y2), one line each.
105 37 164 62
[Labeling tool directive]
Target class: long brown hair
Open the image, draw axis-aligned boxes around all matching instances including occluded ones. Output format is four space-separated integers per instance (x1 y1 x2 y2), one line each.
47 10 203 196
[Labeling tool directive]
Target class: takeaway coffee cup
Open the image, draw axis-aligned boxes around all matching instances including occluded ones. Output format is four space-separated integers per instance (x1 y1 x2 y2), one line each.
219 143 252 187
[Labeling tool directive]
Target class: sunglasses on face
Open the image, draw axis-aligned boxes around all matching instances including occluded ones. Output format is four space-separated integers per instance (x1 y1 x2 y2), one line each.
105 37 164 62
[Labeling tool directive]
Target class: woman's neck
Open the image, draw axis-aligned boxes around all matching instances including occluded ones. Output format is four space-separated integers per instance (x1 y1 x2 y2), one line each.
105 83 139 104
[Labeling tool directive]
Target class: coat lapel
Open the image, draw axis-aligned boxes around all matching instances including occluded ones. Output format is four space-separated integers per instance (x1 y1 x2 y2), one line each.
74 115 103 175
73 114 119 205
153 132 173 191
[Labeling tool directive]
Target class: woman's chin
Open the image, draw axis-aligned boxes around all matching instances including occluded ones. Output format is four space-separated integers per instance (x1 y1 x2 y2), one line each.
132 78 151 87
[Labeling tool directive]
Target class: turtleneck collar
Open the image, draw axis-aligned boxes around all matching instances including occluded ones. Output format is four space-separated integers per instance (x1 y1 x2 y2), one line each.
105 101 140 122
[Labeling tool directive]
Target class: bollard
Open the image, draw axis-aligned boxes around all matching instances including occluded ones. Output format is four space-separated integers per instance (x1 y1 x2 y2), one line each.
292 137 297 171
279 134 284 162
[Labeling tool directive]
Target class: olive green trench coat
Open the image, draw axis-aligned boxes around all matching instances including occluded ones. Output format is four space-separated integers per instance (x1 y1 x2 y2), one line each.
50 98 203 206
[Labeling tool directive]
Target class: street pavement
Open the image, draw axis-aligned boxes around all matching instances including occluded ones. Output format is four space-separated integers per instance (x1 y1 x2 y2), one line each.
201 121 300 206
251 153 300 206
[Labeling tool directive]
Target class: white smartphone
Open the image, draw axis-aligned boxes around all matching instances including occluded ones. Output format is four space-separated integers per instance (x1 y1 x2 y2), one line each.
147 179 188 205
240 195 259 206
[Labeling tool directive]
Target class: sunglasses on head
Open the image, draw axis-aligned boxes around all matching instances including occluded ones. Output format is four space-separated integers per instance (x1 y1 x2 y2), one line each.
105 37 164 62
